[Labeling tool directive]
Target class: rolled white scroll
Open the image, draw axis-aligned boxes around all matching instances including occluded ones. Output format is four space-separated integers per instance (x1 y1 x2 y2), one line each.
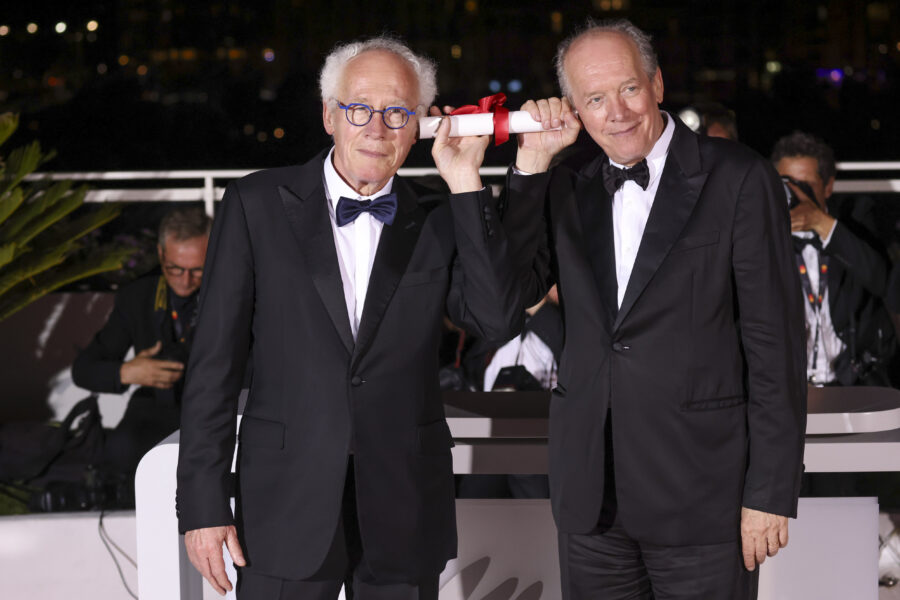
418 111 562 139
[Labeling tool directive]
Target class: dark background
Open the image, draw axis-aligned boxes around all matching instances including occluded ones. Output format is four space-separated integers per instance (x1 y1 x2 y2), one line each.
2 0 899 170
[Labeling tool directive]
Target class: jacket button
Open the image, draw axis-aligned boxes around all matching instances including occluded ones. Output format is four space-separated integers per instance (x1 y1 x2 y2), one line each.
612 342 624 352
350 375 363 386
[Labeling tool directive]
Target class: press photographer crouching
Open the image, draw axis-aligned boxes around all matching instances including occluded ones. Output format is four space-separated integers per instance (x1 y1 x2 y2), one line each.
772 131 896 387
72 206 211 478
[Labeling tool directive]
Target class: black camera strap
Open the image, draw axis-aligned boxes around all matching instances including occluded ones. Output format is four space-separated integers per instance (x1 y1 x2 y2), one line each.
795 251 830 373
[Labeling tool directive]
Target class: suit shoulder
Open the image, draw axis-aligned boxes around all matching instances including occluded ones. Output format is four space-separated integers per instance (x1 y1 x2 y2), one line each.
114 273 161 311
232 165 305 194
698 136 769 172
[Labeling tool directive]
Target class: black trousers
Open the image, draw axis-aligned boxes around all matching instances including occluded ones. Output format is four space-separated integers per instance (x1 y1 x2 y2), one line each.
558 411 758 599
236 458 440 600
558 517 759 600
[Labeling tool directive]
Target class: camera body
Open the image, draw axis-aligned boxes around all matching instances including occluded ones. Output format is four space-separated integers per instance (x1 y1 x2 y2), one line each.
781 175 817 210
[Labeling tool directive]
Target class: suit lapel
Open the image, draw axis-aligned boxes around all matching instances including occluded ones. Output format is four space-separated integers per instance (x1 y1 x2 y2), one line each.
352 177 424 368
613 120 708 332
576 156 618 328
279 153 355 355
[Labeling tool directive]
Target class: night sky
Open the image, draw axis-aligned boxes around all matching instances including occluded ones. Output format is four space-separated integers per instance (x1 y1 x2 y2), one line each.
1 0 899 171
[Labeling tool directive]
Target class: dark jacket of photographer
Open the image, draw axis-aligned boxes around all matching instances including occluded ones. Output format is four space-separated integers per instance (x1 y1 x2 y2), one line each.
819 205 896 386
72 273 194 471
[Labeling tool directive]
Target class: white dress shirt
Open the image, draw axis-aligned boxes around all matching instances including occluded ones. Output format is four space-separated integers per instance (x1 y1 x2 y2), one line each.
793 224 843 384
610 112 676 307
323 148 391 341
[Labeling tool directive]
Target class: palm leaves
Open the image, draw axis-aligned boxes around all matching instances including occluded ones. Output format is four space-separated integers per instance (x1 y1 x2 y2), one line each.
0 112 133 321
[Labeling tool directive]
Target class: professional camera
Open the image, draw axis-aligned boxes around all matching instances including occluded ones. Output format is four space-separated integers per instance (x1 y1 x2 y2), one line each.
29 467 134 512
781 175 816 210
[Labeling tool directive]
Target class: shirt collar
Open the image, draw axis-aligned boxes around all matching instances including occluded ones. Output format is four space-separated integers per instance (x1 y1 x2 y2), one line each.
323 147 394 212
609 110 675 187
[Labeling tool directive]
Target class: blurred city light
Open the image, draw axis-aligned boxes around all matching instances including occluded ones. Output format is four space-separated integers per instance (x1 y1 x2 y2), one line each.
488 80 501 93
273 128 285 139
55 22 67 34
765 61 782 73
118 55 130 66
451 44 462 59
26 23 38 34
508 79 523 92
86 20 99 32
0 26 9 37
263 48 275 62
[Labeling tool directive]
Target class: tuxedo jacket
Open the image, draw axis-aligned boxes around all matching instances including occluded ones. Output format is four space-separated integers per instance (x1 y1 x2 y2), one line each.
175 150 526 582
816 218 896 385
511 118 808 546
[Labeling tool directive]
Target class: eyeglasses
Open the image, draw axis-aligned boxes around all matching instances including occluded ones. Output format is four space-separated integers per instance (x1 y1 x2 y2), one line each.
164 264 203 278
336 101 415 129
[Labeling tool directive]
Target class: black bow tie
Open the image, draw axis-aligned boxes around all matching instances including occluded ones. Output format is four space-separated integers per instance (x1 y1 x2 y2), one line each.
792 235 822 253
601 158 650 196
335 193 397 227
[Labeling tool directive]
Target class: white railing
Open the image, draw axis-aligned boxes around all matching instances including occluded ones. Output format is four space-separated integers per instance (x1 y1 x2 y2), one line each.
24 163 900 216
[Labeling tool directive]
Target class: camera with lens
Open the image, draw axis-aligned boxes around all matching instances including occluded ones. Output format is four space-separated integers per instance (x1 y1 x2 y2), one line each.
29 467 134 512
781 175 816 210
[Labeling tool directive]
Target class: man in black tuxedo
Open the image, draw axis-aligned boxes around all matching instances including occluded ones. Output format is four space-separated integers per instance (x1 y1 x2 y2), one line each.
72 206 210 475
176 37 530 600
504 19 807 599
771 131 895 387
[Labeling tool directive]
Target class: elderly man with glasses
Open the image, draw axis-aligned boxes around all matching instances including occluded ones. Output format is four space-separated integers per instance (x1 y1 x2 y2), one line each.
176 36 536 600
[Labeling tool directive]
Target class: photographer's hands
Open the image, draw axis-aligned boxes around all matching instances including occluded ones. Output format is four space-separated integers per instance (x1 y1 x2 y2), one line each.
786 181 836 240
119 340 184 389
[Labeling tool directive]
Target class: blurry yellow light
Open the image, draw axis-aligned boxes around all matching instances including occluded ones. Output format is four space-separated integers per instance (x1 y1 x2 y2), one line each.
87 20 99 32
273 128 285 139
137 65 148 76
55 22 67 34
465 0 477 12
450 44 462 59
0 26 9 36
27 23 38 34
871 119 881 130
118 55 130 66
765 61 782 73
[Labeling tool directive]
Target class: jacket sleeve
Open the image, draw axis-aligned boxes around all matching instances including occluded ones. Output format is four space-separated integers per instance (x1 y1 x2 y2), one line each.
443 179 542 345
825 220 889 298
71 288 138 394
732 158 808 518
176 181 254 533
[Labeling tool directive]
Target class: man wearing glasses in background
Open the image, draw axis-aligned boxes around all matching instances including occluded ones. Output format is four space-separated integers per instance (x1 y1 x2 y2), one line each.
73 206 211 477
176 36 535 599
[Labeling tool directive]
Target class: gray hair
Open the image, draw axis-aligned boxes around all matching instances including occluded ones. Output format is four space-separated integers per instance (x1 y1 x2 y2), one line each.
555 18 658 100
158 206 212 250
319 36 437 109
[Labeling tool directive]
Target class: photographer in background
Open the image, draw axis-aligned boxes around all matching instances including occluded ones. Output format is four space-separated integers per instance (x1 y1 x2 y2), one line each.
72 206 211 476
772 132 895 387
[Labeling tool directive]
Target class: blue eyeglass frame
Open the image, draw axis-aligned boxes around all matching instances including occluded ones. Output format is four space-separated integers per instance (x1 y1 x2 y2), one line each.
337 101 416 129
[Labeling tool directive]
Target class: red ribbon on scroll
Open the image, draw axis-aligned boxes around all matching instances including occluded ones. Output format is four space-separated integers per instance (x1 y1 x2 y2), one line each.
450 92 510 145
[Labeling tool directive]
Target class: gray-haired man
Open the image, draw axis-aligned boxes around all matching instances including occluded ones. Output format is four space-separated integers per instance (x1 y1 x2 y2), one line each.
176 36 531 599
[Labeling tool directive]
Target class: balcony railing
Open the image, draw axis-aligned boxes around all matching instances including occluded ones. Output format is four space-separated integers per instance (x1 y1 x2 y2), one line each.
24 162 900 216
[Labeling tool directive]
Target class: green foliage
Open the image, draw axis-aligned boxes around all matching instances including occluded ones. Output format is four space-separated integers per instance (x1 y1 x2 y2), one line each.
0 112 132 322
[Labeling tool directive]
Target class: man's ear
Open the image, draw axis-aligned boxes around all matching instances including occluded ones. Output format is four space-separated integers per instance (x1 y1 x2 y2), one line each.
653 68 664 104
824 176 835 203
323 101 335 135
